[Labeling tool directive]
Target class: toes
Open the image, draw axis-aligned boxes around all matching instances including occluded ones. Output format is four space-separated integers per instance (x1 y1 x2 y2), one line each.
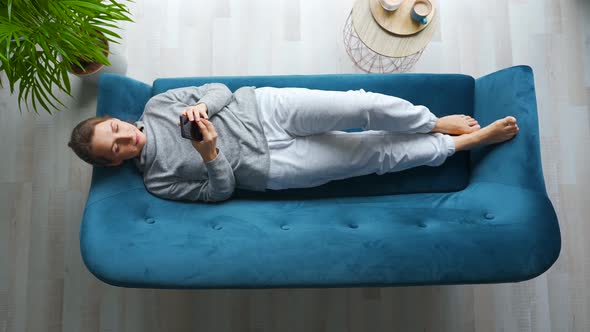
502 117 517 126
467 124 481 133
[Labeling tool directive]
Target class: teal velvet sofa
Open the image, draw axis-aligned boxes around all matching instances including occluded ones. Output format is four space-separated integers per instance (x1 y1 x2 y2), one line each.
81 65 561 289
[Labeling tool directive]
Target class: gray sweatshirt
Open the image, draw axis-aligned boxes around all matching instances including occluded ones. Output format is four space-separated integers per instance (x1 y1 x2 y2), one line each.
133 84 269 202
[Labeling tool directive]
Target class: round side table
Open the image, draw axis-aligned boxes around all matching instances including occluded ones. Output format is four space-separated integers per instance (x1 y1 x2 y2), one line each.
343 0 438 73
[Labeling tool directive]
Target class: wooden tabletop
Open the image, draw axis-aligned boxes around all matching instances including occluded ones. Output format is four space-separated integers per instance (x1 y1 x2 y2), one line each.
352 0 438 57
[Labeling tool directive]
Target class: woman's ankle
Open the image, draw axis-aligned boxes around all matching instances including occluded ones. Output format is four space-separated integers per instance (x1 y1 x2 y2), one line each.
452 133 479 151
430 118 441 134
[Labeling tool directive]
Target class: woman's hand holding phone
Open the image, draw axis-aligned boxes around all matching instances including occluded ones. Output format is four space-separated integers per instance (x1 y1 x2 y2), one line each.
191 119 218 162
179 104 218 162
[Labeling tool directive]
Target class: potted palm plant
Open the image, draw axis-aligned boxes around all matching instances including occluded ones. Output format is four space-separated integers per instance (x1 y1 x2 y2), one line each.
0 0 133 114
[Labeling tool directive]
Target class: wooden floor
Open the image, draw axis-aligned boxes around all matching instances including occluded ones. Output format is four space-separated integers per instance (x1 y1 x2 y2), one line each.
1 0 589 331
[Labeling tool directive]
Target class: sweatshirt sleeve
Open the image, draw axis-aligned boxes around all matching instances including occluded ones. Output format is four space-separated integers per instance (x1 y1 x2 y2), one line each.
194 83 233 118
147 150 236 203
160 84 233 118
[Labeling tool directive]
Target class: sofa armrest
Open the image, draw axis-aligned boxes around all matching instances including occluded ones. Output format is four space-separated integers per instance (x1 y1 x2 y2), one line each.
97 73 153 122
470 65 547 193
87 75 153 206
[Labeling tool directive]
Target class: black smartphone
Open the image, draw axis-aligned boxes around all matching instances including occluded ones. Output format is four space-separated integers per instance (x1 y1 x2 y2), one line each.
179 115 203 141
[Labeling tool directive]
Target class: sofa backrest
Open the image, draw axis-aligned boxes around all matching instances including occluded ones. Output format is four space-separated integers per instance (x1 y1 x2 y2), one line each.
152 73 474 198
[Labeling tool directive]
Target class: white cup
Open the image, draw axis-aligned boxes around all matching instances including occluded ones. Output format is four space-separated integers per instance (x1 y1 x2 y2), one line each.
379 0 404 11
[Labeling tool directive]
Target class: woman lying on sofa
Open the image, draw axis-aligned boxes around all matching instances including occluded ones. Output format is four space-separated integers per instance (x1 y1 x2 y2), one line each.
68 84 519 203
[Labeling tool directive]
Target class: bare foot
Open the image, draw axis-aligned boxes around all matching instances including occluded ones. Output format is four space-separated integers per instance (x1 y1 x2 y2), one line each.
453 116 519 151
431 115 481 135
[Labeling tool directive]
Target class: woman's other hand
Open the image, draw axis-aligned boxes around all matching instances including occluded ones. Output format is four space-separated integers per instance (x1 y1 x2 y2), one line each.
181 103 209 122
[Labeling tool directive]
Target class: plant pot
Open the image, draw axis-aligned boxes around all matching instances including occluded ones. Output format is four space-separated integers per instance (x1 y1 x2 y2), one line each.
69 34 128 84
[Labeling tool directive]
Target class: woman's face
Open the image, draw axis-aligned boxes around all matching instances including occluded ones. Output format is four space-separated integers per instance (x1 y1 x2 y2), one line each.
91 118 146 166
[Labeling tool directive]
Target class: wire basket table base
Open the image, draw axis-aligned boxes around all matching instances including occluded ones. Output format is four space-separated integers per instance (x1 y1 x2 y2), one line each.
343 12 423 73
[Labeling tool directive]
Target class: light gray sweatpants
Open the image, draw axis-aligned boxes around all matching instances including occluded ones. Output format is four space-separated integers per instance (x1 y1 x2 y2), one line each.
254 87 456 190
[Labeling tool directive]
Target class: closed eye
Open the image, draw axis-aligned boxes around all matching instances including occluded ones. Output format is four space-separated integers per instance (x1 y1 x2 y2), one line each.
111 121 118 154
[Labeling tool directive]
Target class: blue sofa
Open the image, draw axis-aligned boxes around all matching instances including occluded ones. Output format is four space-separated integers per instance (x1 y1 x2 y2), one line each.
81 65 561 289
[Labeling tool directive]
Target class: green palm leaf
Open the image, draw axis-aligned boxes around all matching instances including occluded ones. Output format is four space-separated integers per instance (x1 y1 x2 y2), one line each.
0 0 133 114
